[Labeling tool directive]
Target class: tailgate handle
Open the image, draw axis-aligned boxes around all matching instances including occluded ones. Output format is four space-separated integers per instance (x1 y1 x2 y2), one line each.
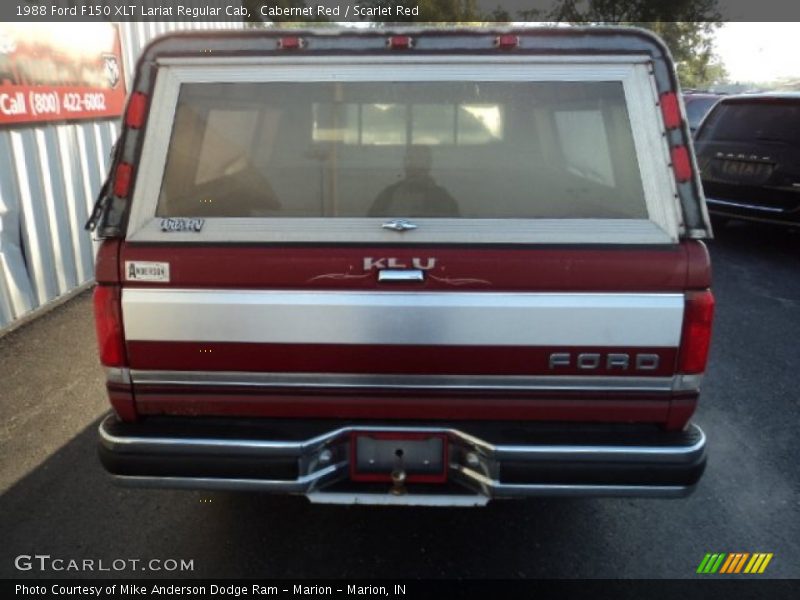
377 269 425 283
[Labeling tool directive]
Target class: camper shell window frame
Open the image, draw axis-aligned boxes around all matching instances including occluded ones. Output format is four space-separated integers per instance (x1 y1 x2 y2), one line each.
125 54 683 245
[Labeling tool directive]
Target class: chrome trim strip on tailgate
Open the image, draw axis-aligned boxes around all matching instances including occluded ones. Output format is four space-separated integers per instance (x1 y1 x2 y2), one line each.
129 370 685 393
122 290 685 347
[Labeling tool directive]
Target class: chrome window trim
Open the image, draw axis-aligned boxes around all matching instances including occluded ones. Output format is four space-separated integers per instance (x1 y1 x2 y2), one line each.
155 55 655 68
125 56 679 245
127 218 674 245
629 61 684 235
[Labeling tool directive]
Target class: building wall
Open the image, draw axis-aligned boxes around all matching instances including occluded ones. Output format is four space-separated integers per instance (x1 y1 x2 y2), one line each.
0 21 244 329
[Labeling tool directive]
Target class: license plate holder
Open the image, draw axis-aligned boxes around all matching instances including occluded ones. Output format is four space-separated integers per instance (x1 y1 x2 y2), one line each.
718 159 773 181
350 432 448 483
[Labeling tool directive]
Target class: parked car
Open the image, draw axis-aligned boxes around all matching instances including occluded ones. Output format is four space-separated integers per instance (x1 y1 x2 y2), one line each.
682 91 725 136
87 27 714 505
694 92 800 226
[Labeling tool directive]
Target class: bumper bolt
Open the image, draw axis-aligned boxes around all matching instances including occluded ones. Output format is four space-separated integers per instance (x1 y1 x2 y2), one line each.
465 452 481 469
318 449 333 465
390 469 407 495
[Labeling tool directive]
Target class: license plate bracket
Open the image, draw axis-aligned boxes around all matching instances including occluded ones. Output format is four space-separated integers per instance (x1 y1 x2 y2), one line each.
350 432 448 483
718 159 773 181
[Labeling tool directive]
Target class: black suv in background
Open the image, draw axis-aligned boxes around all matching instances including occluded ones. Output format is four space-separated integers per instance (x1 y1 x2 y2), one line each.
683 91 725 135
694 93 800 226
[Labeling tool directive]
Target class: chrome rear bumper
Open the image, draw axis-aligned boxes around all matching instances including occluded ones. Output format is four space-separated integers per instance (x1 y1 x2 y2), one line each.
99 415 706 505
706 196 800 225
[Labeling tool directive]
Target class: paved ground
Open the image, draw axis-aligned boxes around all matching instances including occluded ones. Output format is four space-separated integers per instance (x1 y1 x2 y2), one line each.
1 221 798 580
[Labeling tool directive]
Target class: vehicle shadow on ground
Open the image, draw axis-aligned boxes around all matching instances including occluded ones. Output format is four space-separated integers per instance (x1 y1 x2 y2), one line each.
708 220 800 262
0 415 603 579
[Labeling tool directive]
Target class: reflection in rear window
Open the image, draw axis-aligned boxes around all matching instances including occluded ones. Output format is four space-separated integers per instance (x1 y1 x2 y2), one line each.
684 97 721 129
696 101 800 144
156 81 647 219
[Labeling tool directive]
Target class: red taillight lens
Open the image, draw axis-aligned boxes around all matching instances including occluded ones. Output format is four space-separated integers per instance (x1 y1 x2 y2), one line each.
113 162 133 198
660 92 681 129
93 285 126 367
671 145 693 183
125 92 147 128
678 290 715 374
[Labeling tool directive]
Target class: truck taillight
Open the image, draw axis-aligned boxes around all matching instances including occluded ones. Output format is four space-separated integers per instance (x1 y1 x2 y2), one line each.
678 291 715 374
93 285 126 367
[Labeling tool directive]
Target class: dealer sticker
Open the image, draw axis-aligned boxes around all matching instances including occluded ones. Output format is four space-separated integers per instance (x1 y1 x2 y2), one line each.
125 261 170 283
160 217 204 232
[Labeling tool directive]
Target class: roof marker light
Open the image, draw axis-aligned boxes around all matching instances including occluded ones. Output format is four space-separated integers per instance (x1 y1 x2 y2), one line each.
495 35 520 49
277 37 306 50
387 36 414 49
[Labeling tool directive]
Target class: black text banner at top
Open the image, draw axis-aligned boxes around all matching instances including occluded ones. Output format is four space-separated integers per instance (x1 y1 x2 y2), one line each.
3 0 800 22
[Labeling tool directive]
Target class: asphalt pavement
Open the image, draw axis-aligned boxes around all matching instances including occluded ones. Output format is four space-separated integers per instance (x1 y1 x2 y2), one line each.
1 220 798 579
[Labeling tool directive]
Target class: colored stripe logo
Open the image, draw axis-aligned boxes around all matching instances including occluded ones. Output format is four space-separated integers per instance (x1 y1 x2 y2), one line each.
697 553 773 574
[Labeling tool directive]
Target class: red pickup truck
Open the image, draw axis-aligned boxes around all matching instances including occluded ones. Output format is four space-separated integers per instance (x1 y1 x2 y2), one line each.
89 27 714 505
